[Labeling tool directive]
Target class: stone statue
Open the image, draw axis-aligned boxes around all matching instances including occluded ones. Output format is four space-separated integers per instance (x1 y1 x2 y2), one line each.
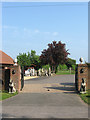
48 67 51 76
80 78 86 94
79 57 83 64
45 69 48 76
38 69 41 76
9 80 16 93
14 58 17 66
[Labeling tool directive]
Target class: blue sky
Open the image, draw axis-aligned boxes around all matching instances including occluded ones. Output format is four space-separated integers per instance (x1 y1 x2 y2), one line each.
2 2 88 63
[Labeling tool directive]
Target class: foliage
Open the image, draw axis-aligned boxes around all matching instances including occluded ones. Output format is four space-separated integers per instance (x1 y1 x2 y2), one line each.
42 64 50 70
57 64 62 71
86 63 90 67
72 65 76 71
56 70 75 75
40 41 70 73
66 58 76 68
30 50 41 70
62 64 68 70
17 50 41 70
17 53 29 67
58 64 68 71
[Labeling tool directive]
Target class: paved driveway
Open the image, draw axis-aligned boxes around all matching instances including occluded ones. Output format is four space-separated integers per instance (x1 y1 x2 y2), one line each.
2 75 88 119
21 75 75 93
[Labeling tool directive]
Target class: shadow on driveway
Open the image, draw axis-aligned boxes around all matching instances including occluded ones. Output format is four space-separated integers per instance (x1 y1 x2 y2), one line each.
44 82 76 94
44 86 75 91
60 82 75 86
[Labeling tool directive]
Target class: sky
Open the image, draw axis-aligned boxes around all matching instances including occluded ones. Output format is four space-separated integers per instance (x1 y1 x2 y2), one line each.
2 2 88 63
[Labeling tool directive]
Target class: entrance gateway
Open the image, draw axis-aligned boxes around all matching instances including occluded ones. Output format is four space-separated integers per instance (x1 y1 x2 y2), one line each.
5 69 10 92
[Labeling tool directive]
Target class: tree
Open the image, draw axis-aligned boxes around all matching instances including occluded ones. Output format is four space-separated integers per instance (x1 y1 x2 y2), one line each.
42 64 50 70
72 64 76 71
40 41 70 73
17 53 29 67
30 50 41 70
17 50 41 70
66 58 76 69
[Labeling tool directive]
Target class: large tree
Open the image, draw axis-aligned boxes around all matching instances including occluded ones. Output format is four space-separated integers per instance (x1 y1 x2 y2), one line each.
17 53 29 67
30 50 41 70
17 50 41 70
66 58 76 68
40 41 70 73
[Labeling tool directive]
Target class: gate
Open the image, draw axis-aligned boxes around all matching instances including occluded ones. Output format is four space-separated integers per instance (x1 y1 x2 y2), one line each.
5 69 10 92
21 66 24 90
75 65 78 91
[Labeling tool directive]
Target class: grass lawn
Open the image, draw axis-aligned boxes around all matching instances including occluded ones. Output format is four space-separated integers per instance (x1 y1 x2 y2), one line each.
0 91 18 101
79 90 90 104
56 70 75 75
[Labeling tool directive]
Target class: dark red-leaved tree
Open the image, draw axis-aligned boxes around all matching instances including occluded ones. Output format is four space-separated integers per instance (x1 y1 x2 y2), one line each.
40 41 70 73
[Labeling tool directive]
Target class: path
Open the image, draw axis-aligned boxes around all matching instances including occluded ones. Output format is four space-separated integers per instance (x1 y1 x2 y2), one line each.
2 75 88 119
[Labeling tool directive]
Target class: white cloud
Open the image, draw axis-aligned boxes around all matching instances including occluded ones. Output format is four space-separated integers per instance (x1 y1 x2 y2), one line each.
23 28 31 33
3 25 17 29
52 32 59 36
34 29 40 33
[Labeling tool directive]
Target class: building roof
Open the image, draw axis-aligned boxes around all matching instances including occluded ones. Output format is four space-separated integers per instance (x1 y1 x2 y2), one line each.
0 50 14 65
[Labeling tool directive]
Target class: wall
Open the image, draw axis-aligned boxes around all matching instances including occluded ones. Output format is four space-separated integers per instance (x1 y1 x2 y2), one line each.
10 65 21 92
0 65 21 92
75 64 89 92
0 68 6 91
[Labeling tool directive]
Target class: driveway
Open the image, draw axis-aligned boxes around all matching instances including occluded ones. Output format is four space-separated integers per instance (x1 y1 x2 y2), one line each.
2 75 88 119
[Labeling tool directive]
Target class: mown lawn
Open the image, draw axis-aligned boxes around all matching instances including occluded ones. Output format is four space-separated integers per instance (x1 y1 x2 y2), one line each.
79 90 90 104
0 91 18 101
56 70 75 75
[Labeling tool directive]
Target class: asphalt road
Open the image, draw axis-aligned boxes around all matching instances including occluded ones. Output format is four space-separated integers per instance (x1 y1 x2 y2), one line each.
2 75 88 119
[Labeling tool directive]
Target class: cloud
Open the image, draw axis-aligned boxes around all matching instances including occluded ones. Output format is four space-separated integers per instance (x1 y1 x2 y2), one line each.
52 32 59 36
34 29 40 33
3 25 17 29
3 26 60 40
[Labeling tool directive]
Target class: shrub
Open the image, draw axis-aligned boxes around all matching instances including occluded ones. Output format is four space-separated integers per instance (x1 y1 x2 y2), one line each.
42 64 50 70
58 64 68 71
62 64 68 70
72 65 76 71
58 64 62 71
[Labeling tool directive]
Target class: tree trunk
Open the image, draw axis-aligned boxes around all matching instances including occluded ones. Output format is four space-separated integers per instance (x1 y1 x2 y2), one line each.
55 65 58 74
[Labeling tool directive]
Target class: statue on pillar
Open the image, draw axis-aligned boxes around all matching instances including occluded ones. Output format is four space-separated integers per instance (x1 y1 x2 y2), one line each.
79 57 84 64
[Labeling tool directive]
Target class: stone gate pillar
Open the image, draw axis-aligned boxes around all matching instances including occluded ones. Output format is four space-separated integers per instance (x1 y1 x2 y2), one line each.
75 64 88 92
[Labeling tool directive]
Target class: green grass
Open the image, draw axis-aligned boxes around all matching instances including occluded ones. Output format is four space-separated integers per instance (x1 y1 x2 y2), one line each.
56 70 75 75
0 91 18 101
79 90 90 104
